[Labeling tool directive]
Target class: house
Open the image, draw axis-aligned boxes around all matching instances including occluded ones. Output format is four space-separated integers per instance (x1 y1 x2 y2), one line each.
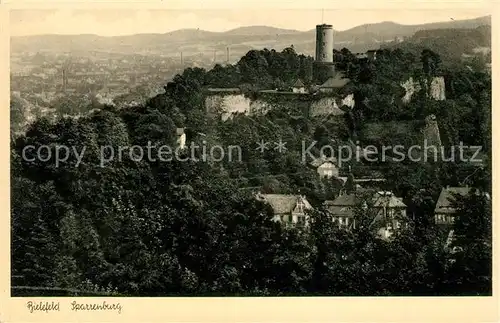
309 156 339 178
324 192 361 229
176 128 186 150
256 193 313 228
324 190 407 239
371 191 408 239
291 79 306 93
434 186 471 225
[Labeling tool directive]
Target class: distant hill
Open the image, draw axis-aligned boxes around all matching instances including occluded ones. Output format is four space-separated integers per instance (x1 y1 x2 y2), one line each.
11 15 491 58
342 15 491 39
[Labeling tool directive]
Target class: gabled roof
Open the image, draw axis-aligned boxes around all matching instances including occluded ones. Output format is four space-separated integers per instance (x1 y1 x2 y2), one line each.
292 79 305 88
310 156 337 168
372 191 407 208
324 192 364 218
434 187 471 214
319 74 350 88
176 128 185 135
257 194 312 214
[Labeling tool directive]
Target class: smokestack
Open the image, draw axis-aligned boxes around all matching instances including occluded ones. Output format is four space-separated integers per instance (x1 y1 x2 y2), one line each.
226 47 229 63
181 52 183 65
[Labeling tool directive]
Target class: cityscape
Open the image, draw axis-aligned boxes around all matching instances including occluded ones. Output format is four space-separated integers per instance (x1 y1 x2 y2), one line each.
9 8 493 311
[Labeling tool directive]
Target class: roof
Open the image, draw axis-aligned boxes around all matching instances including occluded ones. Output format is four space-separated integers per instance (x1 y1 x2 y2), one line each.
434 187 471 214
292 79 305 88
257 194 312 214
176 128 185 135
310 156 337 168
324 190 405 217
319 74 350 88
324 193 363 218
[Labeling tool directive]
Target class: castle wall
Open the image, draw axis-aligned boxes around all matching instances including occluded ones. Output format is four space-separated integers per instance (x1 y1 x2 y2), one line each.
205 92 354 120
205 94 252 121
430 77 446 101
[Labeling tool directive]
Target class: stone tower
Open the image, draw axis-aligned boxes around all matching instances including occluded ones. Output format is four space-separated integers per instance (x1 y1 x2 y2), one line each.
315 24 334 62
313 24 335 84
422 114 442 147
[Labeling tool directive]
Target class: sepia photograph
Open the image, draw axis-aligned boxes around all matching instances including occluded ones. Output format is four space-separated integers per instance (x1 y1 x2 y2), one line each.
8 4 493 303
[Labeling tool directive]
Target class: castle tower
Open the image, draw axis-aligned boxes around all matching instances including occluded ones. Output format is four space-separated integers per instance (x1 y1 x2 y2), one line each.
313 24 335 84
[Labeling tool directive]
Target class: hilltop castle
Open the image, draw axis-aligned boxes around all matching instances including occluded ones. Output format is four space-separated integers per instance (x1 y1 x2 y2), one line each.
204 23 445 121
205 23 355 120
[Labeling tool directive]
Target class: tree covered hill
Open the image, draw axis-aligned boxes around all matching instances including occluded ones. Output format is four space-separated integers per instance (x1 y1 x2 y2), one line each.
385 25 491 67
11 40 491 296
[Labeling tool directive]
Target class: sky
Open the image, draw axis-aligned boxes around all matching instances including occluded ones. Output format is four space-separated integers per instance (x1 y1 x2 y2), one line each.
9 7 491 37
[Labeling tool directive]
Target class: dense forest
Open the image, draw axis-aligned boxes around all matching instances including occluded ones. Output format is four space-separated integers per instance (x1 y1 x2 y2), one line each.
11 44 491 296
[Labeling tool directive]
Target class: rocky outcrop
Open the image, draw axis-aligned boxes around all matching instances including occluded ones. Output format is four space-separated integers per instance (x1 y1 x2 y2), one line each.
309 94 354 117
205 94 252 121
430 76 446 101
401 76 446 103
422 114 442 147
205 92 354 120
